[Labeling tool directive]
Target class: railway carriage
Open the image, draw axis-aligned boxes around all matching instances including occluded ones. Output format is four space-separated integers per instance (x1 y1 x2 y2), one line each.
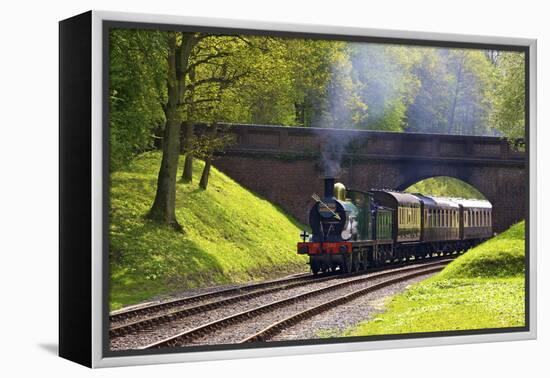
298 178 493 274
370 190 421 243
454 198 493 243
414 194 461 254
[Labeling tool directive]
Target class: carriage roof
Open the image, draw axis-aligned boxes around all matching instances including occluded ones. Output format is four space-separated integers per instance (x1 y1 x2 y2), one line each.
450 198 492 210
370 190 421 207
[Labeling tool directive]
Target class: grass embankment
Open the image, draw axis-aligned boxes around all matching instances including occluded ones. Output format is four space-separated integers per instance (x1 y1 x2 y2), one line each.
406 176 485 199
344 221 526 336
109 151 307 310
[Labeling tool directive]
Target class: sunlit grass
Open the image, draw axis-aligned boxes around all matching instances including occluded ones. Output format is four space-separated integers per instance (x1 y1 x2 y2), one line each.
406 176 485 199
109 151 308 310
342 221 526 336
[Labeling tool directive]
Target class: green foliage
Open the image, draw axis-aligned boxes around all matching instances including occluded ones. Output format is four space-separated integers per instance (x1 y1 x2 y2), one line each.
350 44 420 131
405 176 485 199
319 44 368 128
340 221 525 337
109 152 308 310
492 52 526 140
109 30 526 173
109 29 167 170
406 48 499 136
191 127 235 161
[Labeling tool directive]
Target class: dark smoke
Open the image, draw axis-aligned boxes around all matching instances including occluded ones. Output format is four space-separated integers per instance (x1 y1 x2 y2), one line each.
320 129 356 178
320 132 346 178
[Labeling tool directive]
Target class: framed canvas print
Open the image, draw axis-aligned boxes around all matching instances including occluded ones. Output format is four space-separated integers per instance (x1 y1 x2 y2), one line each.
59 10 537 368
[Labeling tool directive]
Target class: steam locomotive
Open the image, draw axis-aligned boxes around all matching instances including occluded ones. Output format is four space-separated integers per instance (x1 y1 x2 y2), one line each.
298 177 492 274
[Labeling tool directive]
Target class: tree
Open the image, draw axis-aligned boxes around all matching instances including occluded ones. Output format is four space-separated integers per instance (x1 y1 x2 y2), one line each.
349 44 420 131
192 124 235 189
318 43 367 128
147 32 197 230
405 48 498 136
179 35 266 182
109 29 167 170
492 51 525 140
443 49 497 135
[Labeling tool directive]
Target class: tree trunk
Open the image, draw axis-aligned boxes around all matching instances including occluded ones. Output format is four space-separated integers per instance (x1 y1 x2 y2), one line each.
199 157 212 189
448 57 464 134
183 153 194 182
147 32 196 231
148 108 182 230
181 122 195 182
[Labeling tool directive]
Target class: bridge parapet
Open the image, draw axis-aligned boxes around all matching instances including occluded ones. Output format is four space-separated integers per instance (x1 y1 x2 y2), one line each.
218 124 524 166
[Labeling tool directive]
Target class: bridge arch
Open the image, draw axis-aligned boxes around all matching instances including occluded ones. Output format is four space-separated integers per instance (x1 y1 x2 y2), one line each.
400 175 487 200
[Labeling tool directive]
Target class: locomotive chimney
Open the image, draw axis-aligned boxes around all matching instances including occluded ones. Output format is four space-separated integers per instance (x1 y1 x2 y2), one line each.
324 177 335 198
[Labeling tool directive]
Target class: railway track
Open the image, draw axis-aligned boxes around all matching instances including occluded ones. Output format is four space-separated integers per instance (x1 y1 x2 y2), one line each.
111 253 457 327
110 272 338 337
140 260 449 349
109 272 314 326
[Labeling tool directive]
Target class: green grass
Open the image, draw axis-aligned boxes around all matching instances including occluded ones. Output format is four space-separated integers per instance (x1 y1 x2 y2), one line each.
109 151 308 310
406 176 485 199
342 221 526 337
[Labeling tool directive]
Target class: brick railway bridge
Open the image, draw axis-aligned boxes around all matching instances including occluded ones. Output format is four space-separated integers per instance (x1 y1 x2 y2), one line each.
207 124 526 233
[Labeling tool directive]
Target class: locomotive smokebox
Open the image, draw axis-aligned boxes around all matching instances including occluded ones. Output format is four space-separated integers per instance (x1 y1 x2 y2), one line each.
324 178 335 198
